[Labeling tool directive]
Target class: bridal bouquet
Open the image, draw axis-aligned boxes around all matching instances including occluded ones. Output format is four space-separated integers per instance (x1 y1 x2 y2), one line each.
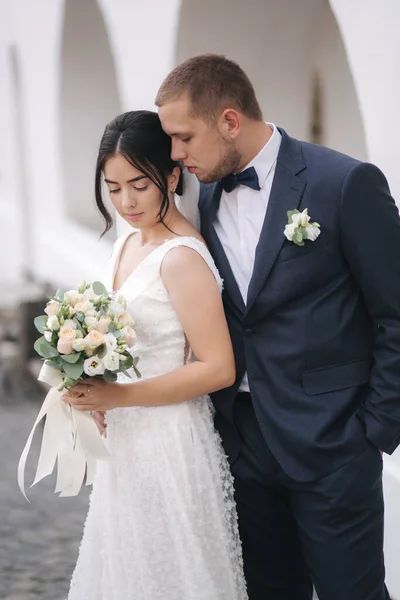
34 280 140 387
18 281 140 501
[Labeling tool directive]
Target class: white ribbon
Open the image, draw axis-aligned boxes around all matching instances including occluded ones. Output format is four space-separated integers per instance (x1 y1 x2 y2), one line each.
18 364 111 501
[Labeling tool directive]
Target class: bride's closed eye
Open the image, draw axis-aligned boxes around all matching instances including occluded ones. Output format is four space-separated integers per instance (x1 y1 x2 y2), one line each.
109 185 148 195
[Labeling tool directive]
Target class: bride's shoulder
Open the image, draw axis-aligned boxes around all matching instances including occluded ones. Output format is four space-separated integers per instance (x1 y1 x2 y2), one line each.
160 235 221 288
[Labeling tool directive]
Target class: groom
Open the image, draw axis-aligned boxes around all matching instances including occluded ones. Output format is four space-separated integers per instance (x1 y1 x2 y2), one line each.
156 54 400 600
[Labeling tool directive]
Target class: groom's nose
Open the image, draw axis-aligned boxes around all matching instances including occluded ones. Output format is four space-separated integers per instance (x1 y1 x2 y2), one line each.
171 139 187 162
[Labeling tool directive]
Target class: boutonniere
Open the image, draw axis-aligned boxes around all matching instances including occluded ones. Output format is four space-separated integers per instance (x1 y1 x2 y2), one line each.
284 208 321 247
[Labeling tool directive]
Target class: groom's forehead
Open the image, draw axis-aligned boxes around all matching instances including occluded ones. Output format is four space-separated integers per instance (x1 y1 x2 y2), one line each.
159 102 198 134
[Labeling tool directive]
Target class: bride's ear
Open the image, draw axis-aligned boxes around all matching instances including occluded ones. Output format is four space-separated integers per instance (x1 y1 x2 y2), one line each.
168 167 182 195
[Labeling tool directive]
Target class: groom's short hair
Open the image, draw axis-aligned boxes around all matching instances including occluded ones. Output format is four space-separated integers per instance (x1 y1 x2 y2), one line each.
155 54 263 123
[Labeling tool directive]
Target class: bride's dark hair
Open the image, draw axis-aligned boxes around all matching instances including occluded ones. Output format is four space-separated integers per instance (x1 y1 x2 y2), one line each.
95 110 183 236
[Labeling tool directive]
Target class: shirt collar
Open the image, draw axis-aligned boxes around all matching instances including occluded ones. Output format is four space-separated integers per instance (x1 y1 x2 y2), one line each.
243 123 282 188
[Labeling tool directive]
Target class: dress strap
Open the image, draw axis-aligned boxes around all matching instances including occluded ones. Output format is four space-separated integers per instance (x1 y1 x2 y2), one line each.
152 236 223 292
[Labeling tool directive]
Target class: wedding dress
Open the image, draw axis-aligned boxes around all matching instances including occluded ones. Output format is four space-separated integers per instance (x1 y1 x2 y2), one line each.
67 233 248 600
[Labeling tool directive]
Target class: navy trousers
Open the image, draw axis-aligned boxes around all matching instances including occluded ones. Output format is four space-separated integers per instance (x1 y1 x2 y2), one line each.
228 393 389 600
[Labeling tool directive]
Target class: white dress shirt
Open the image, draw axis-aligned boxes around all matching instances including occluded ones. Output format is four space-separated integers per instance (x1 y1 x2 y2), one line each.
214 123 282 392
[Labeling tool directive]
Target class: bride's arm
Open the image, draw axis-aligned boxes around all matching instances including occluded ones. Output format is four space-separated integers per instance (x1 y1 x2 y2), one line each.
66 247 235 411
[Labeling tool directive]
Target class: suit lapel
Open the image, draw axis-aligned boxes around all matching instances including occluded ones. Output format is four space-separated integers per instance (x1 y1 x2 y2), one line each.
245 130 307 314
201 183 246 316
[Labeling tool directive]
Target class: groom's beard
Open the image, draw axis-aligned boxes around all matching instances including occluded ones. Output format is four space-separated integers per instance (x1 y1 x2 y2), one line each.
200 139 241 184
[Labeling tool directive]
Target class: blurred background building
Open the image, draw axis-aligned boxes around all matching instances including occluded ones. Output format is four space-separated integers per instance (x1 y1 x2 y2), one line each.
0 0 399 597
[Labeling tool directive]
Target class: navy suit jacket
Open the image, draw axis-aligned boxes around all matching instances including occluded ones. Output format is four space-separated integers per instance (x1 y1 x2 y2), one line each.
199 128 400 482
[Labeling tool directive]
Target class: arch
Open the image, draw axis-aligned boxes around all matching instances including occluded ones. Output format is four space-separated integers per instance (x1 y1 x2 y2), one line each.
175 0 367 159
60 0 121 233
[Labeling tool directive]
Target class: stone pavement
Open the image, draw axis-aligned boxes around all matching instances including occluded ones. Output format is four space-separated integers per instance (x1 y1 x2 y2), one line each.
0 396 89 600
0 376 319 600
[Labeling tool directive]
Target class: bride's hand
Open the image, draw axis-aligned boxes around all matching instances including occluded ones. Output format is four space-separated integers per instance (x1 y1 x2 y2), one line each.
62 379 128 412
92 410 107 436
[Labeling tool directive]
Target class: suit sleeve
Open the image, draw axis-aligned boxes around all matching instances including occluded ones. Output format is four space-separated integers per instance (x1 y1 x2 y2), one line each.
340 162 400 453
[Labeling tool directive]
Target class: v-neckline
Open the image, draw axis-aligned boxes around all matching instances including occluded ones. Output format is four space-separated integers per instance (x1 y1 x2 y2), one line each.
112 233 201 294
112 232 165 294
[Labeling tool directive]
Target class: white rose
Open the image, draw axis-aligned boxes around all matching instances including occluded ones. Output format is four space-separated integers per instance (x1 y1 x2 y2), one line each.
305 224 321 242
47 315 60 331
103 333 118 351
109 300 125 319
63 319 77 330
84 356 105 376
117 313 134 328
83 287 97 301
103 352 120 372
283 222 296 241
44 300 60 317
85 316 99 330
97 315 112 334
72 338 87 352
44 331 53 342
63 290 81 306
120 325 136 347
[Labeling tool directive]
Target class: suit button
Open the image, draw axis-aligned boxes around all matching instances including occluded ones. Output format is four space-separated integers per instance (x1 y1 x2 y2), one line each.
244 328 253 338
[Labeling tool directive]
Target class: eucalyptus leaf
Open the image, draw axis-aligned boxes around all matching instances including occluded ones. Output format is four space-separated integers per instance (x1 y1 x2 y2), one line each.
123 354 133 369
39 341 59 359
92 281 107 296
103 370 118 383
61 352 82 364
63 360 84 380
62 376 78 390
287 209 298 224
34 336 46 357
34 315 48 334
95 344 107 359
45 358 64 372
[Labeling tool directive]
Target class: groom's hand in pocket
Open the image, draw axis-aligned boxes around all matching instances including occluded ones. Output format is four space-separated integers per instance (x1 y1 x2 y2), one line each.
92 410 107 437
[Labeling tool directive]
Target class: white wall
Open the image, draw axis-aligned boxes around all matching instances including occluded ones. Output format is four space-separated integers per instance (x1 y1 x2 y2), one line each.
0 6 24 284
175 0 367 159
60 0 122 233
330 0 400 202
314 4 367 160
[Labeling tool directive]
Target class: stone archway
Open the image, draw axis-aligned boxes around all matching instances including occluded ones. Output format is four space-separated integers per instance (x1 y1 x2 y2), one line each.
175 0 367 159
60 0 121 233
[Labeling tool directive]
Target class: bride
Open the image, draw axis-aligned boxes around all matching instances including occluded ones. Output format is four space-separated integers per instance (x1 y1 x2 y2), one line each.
64 110 248 599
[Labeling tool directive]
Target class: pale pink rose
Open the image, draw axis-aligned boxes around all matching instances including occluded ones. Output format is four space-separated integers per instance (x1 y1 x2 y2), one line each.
97 316 112 334
57 339 73 354
73 301 91 314
59 326 77 343
118 313 134 328
120 325 136 347
84 330 104 347
44 300 60 317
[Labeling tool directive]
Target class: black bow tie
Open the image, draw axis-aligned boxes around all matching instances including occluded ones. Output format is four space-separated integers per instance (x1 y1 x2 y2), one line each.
221 166 260 193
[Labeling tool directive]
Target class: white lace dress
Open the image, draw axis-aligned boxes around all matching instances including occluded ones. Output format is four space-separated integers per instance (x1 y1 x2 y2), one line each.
67 235 248 600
